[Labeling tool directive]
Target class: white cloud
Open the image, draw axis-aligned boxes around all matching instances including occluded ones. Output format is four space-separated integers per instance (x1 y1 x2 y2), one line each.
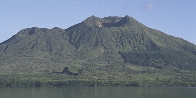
144 2 154 10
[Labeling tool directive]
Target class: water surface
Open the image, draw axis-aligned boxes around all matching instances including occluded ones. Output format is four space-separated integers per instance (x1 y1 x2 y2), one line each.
0 87 196 98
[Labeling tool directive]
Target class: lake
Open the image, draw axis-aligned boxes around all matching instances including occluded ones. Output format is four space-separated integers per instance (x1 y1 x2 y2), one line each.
0 87 196 98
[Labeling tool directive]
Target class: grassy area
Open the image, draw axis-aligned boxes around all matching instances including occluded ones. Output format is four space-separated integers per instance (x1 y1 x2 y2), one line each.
0 67 196 87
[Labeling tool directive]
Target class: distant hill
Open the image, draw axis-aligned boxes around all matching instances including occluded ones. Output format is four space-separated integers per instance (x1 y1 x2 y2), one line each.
0 15 196 73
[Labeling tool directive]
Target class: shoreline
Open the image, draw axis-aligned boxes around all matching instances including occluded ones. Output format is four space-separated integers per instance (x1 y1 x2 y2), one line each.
0 72 195 87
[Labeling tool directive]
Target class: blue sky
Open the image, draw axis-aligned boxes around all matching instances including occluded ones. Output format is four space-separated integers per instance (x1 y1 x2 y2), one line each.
1 0 196 44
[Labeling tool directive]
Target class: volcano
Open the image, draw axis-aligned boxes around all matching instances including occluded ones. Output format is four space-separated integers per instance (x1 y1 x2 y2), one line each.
0 15 196 73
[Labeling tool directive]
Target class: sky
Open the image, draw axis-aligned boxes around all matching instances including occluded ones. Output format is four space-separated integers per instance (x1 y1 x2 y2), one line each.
1 0 196 44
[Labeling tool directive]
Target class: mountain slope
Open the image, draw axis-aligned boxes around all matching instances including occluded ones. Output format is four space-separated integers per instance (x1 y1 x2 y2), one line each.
0 15 196 73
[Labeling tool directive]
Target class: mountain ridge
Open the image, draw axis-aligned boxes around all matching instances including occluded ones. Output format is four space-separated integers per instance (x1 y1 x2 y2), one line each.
0 15 196 73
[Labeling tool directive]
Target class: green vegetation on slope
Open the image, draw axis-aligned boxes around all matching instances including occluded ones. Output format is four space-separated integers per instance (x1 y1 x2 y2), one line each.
0 67 196 87
120 49 196 70
0 15 196 75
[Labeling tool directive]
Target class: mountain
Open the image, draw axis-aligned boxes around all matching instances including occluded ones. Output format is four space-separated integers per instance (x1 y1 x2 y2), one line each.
0 15 196 73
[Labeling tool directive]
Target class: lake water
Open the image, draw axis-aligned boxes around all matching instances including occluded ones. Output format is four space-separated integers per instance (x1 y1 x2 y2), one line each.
0 87 196 98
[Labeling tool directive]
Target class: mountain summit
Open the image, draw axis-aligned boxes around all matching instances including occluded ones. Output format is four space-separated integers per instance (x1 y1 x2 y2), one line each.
0 15 196 73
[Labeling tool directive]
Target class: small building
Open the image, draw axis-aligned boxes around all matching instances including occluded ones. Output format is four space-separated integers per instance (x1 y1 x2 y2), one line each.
62 67 79 76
